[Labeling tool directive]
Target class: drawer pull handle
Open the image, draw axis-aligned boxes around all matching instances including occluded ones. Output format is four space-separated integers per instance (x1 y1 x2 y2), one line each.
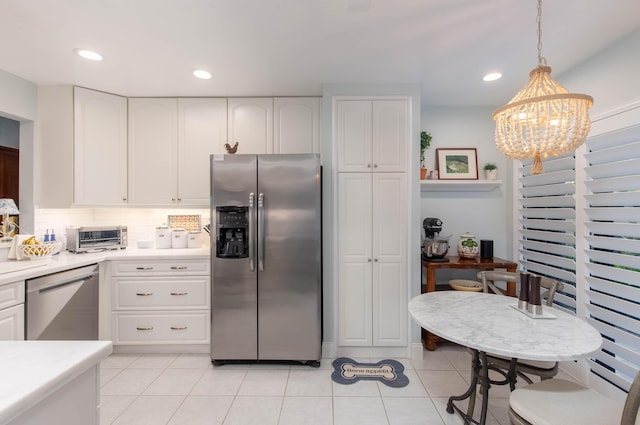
136 326 154 331
170 326 188 331
136 266 154 270
170 266 188 270
136 292 154 296
171 292 188 296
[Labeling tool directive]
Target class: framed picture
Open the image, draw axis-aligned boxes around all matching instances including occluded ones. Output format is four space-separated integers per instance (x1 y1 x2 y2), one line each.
436 148 478 180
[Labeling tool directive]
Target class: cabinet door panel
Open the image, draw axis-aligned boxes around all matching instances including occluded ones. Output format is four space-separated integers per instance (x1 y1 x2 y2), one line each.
0 304 24 340
274 98 320 154
228 98 273 154
372 100 408 172
128 98 178 205
338 173 373 345
337 101 372 172
372 173 407 346
74 87 128 205
178 98 227 205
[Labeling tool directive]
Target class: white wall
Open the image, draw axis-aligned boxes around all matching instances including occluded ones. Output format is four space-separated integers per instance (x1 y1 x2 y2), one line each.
0 69 37 233
420 106 513 265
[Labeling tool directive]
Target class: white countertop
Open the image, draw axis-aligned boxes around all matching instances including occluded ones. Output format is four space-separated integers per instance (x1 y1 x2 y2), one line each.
0 247 210 285
409 291 603 361
0 340 112 424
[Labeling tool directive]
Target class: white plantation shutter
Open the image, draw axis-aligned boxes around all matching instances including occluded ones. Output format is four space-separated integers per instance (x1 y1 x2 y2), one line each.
584 125 640 391
518 154 577 313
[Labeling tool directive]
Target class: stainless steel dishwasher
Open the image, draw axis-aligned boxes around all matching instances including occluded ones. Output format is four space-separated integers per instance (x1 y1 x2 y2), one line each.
26 263 99 340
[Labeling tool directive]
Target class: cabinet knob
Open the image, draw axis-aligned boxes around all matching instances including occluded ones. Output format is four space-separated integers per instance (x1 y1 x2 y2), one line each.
368 258 372 262
170 326 188 331
171 198 176 202
136 266 154 270
122 198 127 202
374 258 379 262
170 266 188 270
373 164 378 168
367 164 372 168
136 326 154 331
170 292 188 296
136 292 154 296
177 198 182 202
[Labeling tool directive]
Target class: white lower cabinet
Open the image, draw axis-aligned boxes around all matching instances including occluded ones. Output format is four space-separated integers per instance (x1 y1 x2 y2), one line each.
110 260 210 345
0 280 25 340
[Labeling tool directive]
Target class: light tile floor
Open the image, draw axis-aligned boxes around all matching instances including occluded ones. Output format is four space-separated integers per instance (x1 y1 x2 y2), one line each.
99 343 567 425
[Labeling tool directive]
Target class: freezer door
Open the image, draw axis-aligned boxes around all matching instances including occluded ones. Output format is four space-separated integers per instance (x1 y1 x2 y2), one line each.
257 154 322 361
210 154 259 361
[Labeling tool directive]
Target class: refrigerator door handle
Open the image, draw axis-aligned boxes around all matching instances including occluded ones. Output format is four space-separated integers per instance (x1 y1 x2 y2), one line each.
258 192 265 271
249 192 255 272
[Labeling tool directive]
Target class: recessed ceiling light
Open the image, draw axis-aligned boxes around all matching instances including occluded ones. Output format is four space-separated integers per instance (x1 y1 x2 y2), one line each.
483 72 502 82
74 49 103 61
193 69 212 80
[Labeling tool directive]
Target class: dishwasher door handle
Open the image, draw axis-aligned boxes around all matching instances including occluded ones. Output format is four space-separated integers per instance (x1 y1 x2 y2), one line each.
32 272 98 294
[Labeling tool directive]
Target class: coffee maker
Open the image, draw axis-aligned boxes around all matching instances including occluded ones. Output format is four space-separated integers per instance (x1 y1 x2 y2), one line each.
422 217 450 262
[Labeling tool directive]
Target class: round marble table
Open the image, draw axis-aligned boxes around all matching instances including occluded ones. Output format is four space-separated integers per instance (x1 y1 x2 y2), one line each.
409 291 602 424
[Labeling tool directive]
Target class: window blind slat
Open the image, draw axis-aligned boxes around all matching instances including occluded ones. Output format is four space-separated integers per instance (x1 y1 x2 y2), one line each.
585 222 640 238
587 290 640 318
585 263 640 287
521 169 575 186
519 208 575 219
584 141 640 165
521 182 576 197
587 249 640 270
585 192 640 207
586 236 640 253
519 260 577 284
586 207 640 222
519 219 575 232
521 240 575 257
585 159 640 179
521 195 576 208
521 229 575 245
519 250 576 271
587 276 640 303
585 175 640 193
586 304 638 336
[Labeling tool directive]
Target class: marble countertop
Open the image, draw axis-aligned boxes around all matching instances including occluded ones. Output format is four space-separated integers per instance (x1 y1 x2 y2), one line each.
0 247 210 285
409 291 603 361
0 340 112 424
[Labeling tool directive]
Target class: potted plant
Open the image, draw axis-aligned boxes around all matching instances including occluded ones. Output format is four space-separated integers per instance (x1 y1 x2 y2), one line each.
420 131 432 179
483 162 498 180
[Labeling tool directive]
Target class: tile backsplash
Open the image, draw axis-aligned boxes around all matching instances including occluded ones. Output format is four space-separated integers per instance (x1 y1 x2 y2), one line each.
34 207 210 248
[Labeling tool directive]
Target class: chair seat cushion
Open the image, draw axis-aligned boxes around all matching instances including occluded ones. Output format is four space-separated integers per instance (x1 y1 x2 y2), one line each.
510 378 623 425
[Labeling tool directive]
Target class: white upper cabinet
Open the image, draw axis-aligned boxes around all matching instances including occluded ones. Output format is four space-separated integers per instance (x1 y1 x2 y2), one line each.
177 98 228 206
128 98 178 206
228 98 273 154
74 87 128 206
337 99 407 172
274 98 320 154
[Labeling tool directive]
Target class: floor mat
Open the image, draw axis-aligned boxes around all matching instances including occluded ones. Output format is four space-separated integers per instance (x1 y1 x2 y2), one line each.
331 357 409 388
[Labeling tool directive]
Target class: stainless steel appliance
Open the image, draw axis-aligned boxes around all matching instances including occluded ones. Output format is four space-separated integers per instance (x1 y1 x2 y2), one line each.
26 264 99 340
66 225 128 252
210 154 321 366
422 217 450 262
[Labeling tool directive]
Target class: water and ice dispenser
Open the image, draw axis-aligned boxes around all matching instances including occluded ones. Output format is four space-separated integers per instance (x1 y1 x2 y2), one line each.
215 206 249 258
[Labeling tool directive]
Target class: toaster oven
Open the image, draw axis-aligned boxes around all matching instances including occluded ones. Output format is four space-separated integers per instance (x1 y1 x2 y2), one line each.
66 226 128 253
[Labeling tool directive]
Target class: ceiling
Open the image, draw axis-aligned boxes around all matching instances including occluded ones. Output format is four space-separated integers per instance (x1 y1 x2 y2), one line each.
1 0 639 107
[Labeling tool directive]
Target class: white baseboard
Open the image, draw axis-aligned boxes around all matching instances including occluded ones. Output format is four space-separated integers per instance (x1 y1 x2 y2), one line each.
113 344 210 354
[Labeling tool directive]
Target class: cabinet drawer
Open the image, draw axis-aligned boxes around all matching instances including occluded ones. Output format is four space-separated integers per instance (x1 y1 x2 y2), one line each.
112 260 209 276
0 304 25 340
0 281 25 310
112 277 209 310
112 312 209 344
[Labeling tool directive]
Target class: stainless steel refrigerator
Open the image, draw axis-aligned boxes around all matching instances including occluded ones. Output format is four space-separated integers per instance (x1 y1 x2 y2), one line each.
210 154 321 366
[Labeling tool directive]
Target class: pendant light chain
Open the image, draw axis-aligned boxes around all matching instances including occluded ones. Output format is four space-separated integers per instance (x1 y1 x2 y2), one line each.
537 0 546 66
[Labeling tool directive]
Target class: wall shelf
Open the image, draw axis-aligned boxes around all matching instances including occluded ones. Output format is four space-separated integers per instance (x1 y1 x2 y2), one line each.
420 180 501 192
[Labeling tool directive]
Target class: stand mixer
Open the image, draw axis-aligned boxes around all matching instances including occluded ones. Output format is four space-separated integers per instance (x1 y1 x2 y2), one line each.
422 217 451 262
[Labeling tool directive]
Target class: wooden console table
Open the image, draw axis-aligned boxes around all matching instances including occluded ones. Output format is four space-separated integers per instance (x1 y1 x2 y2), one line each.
421 256 518 350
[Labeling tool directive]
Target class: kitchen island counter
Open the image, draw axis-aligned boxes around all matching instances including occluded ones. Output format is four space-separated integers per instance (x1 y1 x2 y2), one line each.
0 340 112 425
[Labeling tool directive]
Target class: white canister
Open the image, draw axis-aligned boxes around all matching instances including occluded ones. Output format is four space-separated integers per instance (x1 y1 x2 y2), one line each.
155 225 172 249
172 228 188 249
458 232 479 258
187 231 202 248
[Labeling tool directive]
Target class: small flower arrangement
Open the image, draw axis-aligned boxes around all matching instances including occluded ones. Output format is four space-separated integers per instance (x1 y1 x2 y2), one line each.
483 162 497 171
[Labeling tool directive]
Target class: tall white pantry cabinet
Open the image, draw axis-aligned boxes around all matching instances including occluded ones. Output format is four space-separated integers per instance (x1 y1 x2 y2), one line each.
337 99 408 347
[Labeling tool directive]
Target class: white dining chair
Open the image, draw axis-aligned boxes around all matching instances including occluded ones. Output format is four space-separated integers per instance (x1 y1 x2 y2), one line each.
509 371 640 425
476 270 563 385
